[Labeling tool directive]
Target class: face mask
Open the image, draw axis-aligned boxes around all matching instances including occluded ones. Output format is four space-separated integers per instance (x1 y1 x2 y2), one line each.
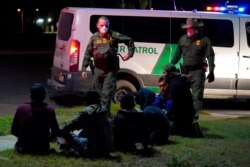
187 28 196 38
99 26 108 34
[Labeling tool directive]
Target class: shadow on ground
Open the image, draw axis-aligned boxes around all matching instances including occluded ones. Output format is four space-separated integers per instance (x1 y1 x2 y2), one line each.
203 99 250 110
49 94 250 110
50 93 85 107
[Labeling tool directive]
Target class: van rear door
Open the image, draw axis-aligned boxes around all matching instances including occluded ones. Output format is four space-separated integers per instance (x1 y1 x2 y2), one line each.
237 18 250 98
53 12 74 71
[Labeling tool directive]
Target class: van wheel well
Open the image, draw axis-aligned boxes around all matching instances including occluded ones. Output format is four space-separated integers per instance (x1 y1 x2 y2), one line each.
114 80 136 102
117 72 141 91
113 72 142 103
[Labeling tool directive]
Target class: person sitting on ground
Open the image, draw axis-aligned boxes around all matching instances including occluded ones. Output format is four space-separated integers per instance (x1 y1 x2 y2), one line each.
112 94 148 152
134 88 170 145
60 90 114 157
160 64 203 138
152 76 173 114
11 83 60 154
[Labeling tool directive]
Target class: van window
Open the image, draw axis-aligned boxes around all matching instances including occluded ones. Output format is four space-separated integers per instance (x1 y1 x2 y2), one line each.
202 19 234 47
246 22 250 47
169 18 186 43
90 15 170 43
90 15 234 47
57 12 74 41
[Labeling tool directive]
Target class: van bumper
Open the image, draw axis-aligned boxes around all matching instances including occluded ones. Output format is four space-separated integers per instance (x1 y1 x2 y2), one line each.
47 78 67 90
47 66 94 93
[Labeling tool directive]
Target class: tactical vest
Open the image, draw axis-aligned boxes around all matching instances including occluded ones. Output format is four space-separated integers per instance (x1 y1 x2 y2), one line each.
92 33 119 71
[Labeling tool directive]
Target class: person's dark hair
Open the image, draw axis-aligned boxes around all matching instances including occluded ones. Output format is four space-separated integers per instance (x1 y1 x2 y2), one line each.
158 75 166 83
120 94 135 111
30 83 46 102
84 91 100 106
163 64 180 77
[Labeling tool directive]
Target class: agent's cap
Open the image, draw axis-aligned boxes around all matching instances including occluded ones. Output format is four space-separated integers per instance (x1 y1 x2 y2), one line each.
181 18 204 29
30 83 46 102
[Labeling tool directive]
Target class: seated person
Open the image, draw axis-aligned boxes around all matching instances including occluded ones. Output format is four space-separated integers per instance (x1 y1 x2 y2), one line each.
60 91 114 157
152 76 173 114
159 64 203 138
134 87 156 110
11 83 59 154
135 88 170 145
112 94 147 152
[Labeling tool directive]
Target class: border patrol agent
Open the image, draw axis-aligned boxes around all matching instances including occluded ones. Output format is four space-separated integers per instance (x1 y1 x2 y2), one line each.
171 18 215 120
81 16 135 115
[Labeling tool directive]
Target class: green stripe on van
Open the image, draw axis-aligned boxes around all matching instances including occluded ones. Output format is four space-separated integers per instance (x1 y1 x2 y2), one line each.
152 44 178 75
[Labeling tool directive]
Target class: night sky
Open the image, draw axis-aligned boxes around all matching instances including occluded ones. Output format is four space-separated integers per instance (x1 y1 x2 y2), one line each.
4 0 250 11
1 0 249 33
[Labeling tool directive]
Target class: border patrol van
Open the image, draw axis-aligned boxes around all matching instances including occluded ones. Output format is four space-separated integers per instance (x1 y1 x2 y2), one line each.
47 7 250 101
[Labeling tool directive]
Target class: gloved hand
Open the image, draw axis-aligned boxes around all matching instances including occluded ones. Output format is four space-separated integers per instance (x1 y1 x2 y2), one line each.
207 72 215 83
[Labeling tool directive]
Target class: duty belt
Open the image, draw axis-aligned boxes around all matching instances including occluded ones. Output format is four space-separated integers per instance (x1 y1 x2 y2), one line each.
181 65 204 74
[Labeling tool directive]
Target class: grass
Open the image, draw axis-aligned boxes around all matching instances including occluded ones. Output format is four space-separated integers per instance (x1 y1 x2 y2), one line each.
0 116 13 136
0 104 250 167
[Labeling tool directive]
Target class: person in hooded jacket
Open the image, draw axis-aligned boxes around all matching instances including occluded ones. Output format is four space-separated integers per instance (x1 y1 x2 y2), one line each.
112 94 147 152
60 90 114 157
159 64 203 138
11 83 59 154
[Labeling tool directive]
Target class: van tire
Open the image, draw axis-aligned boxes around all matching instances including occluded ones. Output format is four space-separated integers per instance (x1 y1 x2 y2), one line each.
114 80 137 103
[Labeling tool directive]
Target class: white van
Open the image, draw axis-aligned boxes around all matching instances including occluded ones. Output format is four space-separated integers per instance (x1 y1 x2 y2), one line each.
47 7 250 101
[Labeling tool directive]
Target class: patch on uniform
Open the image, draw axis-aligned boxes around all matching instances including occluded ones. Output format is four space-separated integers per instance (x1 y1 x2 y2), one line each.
196 40 201 46
96 39 102 44
102 38 108 44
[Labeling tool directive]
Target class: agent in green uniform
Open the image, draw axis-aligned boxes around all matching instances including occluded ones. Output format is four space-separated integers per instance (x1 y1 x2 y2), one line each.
171 18 215 120
81 16 135 115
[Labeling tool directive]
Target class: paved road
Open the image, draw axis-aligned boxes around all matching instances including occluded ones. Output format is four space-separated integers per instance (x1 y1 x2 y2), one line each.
0 53 58 116
0 135 16 151
0 53 86 116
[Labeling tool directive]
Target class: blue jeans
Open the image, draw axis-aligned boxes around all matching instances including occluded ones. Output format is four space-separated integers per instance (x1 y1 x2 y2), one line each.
64 132 88 155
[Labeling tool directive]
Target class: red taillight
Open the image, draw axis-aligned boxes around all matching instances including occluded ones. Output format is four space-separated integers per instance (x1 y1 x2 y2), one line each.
69 40 80 72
